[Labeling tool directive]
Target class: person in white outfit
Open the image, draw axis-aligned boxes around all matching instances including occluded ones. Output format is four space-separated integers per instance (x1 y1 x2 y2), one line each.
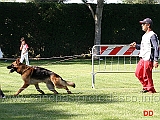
20 37 29 65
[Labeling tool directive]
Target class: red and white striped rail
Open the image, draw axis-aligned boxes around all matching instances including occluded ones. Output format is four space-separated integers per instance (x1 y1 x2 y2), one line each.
100 45 140 56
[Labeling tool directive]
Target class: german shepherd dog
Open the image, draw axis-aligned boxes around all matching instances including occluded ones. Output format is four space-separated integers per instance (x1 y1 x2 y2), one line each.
7 58 75 96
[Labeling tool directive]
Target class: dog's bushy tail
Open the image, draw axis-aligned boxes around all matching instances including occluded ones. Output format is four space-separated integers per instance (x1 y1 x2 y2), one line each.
66 81 75 88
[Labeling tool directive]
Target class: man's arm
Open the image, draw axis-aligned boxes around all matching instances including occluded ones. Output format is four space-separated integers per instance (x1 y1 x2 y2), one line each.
151 34 159 61
151 34 159 68
130 42 141 50
135 44 141 50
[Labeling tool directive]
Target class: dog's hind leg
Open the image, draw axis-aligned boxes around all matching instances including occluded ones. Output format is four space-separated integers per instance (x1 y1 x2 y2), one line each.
64 86 72 94
34 84 45 95
14 83 29 96
46 81 58 94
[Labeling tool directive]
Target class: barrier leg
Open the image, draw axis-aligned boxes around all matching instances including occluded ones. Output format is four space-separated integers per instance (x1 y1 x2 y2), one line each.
92 73 95 88
91 48 95 88
104 57 106 70
117 56 119 71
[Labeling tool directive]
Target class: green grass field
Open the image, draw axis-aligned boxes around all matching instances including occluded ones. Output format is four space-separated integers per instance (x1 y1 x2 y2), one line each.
0 59 160 120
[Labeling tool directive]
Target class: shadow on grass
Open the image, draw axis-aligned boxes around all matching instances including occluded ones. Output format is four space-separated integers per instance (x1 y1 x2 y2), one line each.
1 93 125 104
0 102 78 120
0 93 128 120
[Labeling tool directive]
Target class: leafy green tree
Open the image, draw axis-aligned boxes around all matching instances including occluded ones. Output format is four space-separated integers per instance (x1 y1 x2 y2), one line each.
0 0 68 3
31 0 68 3
83 0 104 55
122 0 158 4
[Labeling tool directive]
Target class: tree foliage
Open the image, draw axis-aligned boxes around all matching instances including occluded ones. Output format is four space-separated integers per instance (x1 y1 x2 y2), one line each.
0 0 68 3
0 3 94 57
1 3 160 58
31 0 68 3
122 0 158 4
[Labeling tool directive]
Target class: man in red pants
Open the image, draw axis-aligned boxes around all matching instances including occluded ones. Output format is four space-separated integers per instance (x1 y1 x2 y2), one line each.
130 18 159 93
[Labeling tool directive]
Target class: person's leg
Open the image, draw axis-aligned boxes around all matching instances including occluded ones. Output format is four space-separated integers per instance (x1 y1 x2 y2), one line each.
135 59 147 90
143 60 156 93
24 54 29 65
20 54 25 63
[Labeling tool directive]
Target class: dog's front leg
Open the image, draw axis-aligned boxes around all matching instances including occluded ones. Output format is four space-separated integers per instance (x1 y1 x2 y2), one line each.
14 83 29 96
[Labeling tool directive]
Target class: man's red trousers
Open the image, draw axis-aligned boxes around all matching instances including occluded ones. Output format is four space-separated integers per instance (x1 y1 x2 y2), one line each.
135 59 156 93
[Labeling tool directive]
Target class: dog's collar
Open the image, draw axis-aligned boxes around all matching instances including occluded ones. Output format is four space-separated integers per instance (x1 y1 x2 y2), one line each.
21 67 30 75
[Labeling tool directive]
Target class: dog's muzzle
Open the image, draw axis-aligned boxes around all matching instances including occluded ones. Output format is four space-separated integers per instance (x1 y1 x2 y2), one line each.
7 65 16 73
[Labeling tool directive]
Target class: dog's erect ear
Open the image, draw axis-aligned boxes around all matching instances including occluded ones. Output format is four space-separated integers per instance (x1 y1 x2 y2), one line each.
16 58 20 65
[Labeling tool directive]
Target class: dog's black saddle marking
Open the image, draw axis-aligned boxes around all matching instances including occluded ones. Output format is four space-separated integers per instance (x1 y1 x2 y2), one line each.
31 67 53 79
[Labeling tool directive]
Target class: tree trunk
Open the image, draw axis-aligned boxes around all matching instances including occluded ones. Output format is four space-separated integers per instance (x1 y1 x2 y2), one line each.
83 0 104 55
94 0 104 55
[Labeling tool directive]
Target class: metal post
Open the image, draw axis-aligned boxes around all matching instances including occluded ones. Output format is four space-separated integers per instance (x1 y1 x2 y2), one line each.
124 56 125 70
91 45 95 88
99 57 100 71
130 56 132 71
117 56 119 71
105 56 106 70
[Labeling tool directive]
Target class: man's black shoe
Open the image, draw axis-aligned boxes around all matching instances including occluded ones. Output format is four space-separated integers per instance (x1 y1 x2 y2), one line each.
141 89 149 93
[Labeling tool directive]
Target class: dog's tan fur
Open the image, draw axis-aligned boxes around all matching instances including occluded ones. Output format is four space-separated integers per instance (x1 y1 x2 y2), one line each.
7 58 75 96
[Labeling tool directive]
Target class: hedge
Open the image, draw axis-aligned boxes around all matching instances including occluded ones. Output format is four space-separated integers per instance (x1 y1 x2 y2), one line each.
0 3 160 57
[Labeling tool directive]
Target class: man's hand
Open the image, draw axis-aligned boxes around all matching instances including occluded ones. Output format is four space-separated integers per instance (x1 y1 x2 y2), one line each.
130 42 136 47
153 61 159 68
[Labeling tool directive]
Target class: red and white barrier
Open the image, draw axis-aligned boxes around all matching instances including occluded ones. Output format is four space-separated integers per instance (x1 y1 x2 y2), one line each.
100 45 160 56
100 45 139 56
91 44 160 88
